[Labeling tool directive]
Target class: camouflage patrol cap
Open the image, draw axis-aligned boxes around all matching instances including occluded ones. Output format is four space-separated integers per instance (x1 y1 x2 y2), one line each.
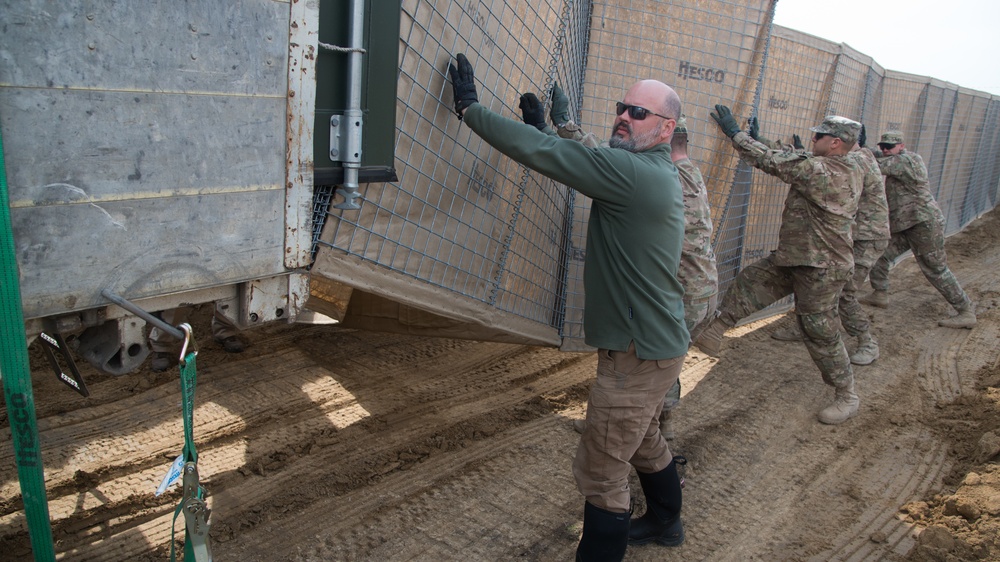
879 131 904 145
675 114 688 134
809 115 862 144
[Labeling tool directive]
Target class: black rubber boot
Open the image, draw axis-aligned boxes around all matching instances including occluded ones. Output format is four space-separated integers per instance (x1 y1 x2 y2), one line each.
629 461 684 546
575 502 630 562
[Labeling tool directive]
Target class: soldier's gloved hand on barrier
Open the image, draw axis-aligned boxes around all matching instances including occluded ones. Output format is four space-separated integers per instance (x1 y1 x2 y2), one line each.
858 124 867 148
519 93 546 130
550 82 570 127
711 104 741 138
792 134 804 150
448 53 478 120
747 116 760 141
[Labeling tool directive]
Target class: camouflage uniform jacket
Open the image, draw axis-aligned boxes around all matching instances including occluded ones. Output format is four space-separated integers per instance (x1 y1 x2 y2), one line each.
731 131 862 270
674 158 719 300
873 149 944 233
552 120 602 148
759 137 888 242
849 147 891 242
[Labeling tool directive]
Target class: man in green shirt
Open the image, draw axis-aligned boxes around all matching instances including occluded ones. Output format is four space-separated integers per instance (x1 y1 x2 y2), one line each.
538 88 716 440
449 54 688 561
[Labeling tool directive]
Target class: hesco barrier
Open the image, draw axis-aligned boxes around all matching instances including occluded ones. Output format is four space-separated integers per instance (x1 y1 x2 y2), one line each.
310 0 1000 351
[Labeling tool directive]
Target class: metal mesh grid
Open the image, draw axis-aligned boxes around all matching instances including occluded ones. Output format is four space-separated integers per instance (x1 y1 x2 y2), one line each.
310 0 1000 348
743 25 837 264
316 0 575 328
876 74 1000 236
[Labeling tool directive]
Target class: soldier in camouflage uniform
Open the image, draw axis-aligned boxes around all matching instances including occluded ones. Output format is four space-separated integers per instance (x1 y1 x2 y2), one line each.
542 87 718 439
750 121 890 365
661 114 718 435
695 108 864 425
839 129 891 363
859 132 976 329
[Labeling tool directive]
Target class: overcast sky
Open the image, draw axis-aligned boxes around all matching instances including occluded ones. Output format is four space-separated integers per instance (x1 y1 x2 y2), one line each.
772 0 1000 96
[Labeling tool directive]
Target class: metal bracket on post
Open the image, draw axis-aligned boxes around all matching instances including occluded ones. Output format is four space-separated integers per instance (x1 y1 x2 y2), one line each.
331 109 364 210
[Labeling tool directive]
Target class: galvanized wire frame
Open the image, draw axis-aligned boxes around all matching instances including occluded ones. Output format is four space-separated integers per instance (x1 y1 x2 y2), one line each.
315 0 578 335
311 0 1000 348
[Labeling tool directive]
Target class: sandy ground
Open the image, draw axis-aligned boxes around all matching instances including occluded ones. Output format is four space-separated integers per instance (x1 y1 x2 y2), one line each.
2 208 999 562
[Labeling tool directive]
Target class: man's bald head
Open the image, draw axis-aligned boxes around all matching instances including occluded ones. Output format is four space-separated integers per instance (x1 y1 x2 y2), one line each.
610 80 682 152
628 80 681 122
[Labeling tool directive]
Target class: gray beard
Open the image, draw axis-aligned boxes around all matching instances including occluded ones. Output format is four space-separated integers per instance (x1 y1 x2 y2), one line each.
608 123 662 153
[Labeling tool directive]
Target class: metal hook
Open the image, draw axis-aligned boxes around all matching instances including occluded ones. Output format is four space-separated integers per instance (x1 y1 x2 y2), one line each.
178 323 198 366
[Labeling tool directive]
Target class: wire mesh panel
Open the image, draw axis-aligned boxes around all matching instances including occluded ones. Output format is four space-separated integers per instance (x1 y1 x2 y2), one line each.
826 44 877 122
312 0 574 344
559 0 776 349
745 26 838 264
937 89 990 234
877 71 927 149
970 99 1000 217
918 82 959 208
865 72 1000 237
307 0 999 351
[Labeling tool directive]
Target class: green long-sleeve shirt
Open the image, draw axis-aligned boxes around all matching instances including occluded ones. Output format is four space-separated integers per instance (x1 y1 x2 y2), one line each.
464 103 689 360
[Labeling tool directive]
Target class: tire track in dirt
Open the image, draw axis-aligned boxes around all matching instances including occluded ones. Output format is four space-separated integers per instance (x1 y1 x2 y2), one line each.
7 210 997 561
224 415 585 562
654 250 992 561
803 426 950 561
50 336 595 559
656 320 853 560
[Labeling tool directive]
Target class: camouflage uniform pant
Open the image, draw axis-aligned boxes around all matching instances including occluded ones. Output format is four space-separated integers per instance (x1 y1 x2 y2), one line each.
718 253 853 388
662 292 718 410
573 343 684 512
868 219 972 311
838 239 889 338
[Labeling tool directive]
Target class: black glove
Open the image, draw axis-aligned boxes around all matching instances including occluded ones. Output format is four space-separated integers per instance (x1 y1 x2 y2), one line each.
747 116 760 141
550 82 570 126
448 53 478 119
519 93 546 130
711 104 740 138
858 124 867 148
792 134 804 150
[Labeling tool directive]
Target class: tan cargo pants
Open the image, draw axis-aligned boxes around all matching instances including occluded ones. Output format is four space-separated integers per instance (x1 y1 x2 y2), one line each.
573 342 684 512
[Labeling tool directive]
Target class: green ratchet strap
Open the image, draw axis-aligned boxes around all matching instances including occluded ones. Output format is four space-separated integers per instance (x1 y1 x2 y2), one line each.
0 118 57 561
170 324 213 562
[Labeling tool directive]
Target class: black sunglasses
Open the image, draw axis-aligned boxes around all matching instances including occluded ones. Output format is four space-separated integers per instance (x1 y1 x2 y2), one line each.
812 132 830 141
616 102 672 121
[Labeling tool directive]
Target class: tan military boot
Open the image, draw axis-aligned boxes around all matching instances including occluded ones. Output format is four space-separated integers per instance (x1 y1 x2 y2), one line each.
659 409 675 441
771 323 803 341
938 307 976 329
859 290 889 308
692 317 731 357
817 381 859 425
850 334 880 366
